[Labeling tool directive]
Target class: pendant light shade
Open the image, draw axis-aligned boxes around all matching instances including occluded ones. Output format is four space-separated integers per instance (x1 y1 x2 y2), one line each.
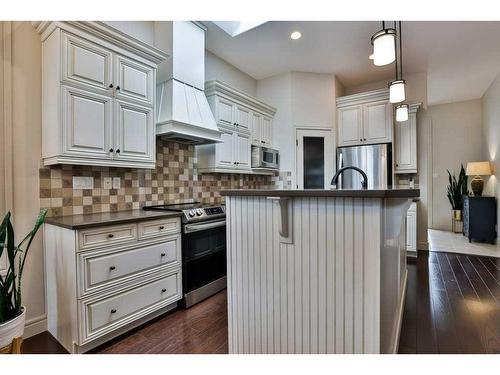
395 104 409 122
389 79 406 103
371 28 396 66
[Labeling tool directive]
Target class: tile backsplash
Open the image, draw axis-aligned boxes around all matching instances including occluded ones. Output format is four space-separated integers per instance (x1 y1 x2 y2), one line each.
39 139 291 217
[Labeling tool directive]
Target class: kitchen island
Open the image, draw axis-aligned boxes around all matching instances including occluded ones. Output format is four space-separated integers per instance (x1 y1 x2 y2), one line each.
221 188 419 354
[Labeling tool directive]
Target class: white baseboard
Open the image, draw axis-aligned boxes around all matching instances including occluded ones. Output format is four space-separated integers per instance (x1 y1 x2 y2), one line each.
391 269 408 354
23 315 47 339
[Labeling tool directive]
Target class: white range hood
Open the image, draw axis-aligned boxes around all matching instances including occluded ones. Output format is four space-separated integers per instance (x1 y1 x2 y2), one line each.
155 21 221 144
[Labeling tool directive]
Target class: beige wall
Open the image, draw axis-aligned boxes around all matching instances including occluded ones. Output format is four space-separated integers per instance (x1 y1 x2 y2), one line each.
427 99 483 231
1 21 46 336
481 73 500 230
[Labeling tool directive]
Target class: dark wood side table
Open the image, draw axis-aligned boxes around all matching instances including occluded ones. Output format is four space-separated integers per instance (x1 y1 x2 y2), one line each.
463 196 497 244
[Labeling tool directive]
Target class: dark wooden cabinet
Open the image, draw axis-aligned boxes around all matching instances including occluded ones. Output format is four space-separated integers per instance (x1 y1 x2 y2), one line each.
463 196 497 243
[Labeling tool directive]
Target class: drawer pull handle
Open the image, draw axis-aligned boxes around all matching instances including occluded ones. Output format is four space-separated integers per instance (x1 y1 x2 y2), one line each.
159 226 165 230
161 288 167 293
161 253 166 257
108 234 114 238
111 309 117 314
109 266 116 271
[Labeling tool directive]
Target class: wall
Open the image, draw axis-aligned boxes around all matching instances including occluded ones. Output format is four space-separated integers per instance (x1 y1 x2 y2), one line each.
205 50 257 96
427 100 483 231
103 21 155 45
481 73 500 229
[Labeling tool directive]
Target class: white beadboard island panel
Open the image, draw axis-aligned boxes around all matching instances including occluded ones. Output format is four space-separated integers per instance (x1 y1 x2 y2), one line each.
224 190 416 354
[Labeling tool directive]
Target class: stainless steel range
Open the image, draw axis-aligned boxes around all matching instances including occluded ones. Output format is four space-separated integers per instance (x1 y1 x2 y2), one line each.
143 202 226 308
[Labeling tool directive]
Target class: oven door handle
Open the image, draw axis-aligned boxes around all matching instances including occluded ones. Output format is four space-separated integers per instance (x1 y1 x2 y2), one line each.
183 219 226 234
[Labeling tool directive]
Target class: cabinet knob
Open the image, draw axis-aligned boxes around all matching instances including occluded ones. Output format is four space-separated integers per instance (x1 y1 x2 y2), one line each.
116 86 120 91
364 138 367 141
116 149 120 154
161 288 167 293
108 84 114 88
161 253 166 257
108 234 114 238
159 226 165 230
359 138 363 141
109 148 114 153
109 266 116 271
110 309 117 314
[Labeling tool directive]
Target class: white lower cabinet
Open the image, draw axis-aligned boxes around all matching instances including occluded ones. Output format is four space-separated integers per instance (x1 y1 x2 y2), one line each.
45 216 182 353
406 202 417 253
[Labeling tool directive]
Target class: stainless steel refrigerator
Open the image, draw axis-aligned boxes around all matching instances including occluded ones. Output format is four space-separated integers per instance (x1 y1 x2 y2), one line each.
335 143 392 189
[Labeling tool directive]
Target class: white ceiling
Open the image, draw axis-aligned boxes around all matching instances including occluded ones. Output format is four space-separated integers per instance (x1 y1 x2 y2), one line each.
205 21 500 105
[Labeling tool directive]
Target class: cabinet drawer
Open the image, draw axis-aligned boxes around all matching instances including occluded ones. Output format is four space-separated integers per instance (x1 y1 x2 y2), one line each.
78 236 181 296
78 224 137 251
80 271 181 343
138 218 180 240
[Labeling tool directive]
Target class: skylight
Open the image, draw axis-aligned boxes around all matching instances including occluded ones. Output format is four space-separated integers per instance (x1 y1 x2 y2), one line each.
212 21 267 37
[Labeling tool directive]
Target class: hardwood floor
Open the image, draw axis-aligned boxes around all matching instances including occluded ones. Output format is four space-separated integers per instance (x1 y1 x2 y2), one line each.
23 251 500 354
399 251 500 354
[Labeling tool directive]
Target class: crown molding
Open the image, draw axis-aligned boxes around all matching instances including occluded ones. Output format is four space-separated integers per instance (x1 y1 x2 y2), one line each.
336 88 390 107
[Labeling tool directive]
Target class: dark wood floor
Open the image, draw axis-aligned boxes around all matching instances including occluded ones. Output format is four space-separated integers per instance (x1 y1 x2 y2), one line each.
399 251 500 354
23 250 500 354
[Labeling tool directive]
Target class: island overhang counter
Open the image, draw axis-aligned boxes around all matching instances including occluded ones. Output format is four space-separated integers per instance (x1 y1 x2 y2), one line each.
221 188 419 354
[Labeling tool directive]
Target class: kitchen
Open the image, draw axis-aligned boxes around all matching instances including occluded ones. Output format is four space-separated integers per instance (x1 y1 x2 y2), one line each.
1 3 500 370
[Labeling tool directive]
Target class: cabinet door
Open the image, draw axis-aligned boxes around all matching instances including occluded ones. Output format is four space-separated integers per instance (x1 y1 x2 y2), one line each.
62 32 113 93
234 132 251 170
63 86 113 159
395 113 417 173
338 105 362 146
406 207 417 252
234 104 250 130
363 101 392 144
250 112 262 145
261 116 273 146
115 55 154 106
216 97 234 127
114 100 154 163
215 128 235 168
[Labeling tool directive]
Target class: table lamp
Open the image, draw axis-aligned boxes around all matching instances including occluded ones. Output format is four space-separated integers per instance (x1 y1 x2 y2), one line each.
466 161 492 196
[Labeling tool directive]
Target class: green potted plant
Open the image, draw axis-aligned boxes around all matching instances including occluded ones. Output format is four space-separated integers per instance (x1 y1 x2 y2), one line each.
0 209 47 350
446 164 469 224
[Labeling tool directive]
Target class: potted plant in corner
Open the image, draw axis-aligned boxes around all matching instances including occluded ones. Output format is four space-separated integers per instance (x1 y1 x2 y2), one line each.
446 164 469 232
0 209 47 353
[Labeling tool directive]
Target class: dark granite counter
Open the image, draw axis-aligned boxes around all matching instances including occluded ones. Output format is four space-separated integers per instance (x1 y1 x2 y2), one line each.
45 209 182 230
221 187 420 199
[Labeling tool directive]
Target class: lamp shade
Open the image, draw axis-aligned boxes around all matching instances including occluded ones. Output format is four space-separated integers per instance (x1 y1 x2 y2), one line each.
395 104 409 122
466 161 492 176
371 28 396 66
389 80 406 103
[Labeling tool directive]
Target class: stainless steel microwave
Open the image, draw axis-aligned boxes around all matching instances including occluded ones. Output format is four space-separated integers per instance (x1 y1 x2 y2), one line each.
251 145 279 169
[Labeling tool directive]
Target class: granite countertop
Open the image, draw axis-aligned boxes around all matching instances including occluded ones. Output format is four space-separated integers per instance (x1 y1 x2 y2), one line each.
45 209 182 230
221 187 420 198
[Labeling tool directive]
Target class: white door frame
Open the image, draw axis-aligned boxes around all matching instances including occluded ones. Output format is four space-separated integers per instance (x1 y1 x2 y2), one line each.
295 127 335 189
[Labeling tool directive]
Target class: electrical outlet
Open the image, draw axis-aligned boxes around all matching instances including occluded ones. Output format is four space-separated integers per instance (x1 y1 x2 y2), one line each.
72 176 94 190
103 177 112 189
112 177 121 189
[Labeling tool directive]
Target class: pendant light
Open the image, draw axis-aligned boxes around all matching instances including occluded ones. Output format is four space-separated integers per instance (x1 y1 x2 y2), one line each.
389 21 406 103
371 21 396 66
395 104 409 122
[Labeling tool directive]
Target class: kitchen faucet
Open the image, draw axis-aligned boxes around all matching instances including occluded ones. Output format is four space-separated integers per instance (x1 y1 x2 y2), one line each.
331 166 368 189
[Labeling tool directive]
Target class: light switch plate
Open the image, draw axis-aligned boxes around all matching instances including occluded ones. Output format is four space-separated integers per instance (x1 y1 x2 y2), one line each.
112 177 121 189
72 176 94 190
103 177 112 189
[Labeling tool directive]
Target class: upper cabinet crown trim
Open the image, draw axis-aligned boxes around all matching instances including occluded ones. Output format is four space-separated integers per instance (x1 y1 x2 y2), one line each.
336 88 389 107
408 103 422 114
33 21 169 65
205 80 277 116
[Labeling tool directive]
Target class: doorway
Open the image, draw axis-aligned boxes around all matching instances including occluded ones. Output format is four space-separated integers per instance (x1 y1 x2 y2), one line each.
295 128 334 189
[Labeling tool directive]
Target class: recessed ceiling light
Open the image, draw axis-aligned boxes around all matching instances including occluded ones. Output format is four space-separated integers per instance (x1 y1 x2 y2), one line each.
290 31 302 40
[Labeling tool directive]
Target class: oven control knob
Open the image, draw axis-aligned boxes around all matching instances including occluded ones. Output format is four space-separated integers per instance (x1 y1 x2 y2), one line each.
196 208 204 216
188 210 196 217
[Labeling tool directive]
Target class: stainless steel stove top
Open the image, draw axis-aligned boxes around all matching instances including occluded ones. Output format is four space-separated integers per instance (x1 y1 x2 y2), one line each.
143 202 225 223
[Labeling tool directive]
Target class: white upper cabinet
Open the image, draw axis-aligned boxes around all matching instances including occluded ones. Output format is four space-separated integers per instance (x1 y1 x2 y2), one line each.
260 116 273 147
36 22 167 169
250 112 261 145
336 89 393 147
234 132 251 169
234 104 250 131
215 97 234 127
215 128 235 169
395 105 419 174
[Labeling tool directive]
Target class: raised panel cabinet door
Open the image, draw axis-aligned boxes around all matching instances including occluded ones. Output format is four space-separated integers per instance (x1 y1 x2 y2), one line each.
216 97 235 127
250 112 262 145
261 116 273 146
338 105 362 146
114 100 154 163
215 128 235 168
395 113 417 173
406 206 417 251
62 32 113 93
115 55 154 106
235 132 251 169
363 101 392 144
235 104 251 130
63 86 113 159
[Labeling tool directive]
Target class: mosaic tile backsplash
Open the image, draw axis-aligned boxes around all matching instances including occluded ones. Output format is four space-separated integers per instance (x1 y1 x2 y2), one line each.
40 139 291 217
